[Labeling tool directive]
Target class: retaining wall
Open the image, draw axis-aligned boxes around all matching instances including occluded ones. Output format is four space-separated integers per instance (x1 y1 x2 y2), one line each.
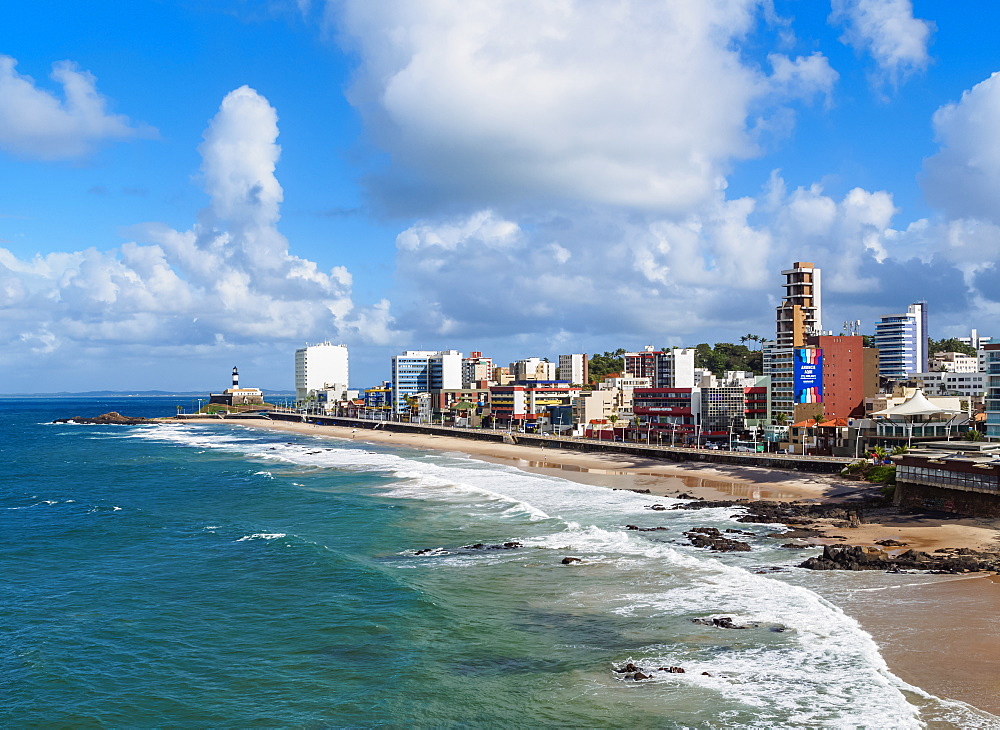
894 481 1000 518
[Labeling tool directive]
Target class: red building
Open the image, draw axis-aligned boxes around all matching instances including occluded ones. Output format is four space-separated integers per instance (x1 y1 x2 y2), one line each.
806 335 878 418
624 349 659 380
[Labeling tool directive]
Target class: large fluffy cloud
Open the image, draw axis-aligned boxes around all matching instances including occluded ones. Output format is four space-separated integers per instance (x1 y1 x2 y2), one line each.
332 0 836 215
923 72 1000 225
0 55 154 160
829 0 933 83
0 86 398 382
390 171 995 347
329 2 994 350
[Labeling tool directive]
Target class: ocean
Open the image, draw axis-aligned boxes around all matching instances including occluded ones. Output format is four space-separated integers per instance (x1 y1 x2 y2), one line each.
2 397 996 728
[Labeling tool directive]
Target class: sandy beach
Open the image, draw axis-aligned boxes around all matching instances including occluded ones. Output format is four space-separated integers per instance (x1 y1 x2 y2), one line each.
217 417 1000 716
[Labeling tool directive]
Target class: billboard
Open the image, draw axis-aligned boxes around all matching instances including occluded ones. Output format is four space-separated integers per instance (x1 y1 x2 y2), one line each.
794 348 823 403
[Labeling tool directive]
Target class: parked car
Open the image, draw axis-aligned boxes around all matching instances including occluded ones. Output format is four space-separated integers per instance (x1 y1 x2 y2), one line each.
734 445 754 452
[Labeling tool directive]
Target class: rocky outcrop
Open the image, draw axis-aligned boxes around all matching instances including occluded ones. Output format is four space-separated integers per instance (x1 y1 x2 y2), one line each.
799 544 1000 573
53 411 155 425
684 527 751 552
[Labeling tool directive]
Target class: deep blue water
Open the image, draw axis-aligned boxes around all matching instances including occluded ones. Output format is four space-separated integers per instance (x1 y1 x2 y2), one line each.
2 398 993 727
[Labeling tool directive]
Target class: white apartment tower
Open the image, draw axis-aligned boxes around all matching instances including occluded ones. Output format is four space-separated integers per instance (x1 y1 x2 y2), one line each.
655 348 696 388
557 354 589 385
295 342 349 402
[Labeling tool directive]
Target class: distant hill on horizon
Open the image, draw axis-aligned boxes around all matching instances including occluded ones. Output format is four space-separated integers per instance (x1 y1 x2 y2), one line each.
1 389 296 398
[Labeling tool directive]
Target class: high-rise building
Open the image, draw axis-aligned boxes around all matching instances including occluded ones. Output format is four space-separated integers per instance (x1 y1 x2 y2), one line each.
557 354 589 385
775 261 822 348
654 348 696 388
624 347 658 380
874 302 928 379
461 352 494 388
295 342 349 402
391 350 463 413
766 262 826 421
806 334 878 418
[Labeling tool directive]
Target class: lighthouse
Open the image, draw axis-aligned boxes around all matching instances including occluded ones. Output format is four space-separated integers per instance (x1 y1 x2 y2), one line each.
232 366 239 389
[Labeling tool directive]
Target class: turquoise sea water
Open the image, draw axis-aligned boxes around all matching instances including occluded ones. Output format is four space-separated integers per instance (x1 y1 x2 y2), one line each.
2 398 996 727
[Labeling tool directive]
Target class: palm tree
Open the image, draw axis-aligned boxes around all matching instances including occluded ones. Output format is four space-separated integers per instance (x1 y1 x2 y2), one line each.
965 429 984 442
890 445 908 456
773 412 788 426
871 445 889 464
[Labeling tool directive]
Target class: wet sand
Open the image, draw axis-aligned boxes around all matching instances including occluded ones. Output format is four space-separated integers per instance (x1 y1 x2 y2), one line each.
211 418 1000 717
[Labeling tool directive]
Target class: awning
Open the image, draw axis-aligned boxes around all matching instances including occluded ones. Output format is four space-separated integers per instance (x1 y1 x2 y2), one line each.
871 389 963 417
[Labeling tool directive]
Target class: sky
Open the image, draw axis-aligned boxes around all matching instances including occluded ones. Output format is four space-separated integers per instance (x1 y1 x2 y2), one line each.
3 0 1000 392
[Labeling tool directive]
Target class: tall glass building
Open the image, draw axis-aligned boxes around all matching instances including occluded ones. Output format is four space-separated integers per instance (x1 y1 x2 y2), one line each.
390 350 463 413
873 302 928 380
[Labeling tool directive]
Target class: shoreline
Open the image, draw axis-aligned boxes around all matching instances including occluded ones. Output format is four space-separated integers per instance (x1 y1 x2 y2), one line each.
181 417 1000 716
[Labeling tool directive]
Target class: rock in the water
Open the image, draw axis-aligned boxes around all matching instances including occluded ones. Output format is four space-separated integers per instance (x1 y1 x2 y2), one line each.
684 527 751 552
561 556 583 564
799 544 1000 573
53 411 153 425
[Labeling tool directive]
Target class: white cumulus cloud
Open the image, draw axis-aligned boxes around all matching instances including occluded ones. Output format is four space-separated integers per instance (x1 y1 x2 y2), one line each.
923 72 1000 225
0 86 398 379
0 55 155 160
829 0 933 83
332 0 838 214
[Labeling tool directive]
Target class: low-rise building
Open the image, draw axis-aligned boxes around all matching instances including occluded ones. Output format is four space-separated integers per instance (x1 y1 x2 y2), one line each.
488 381 580 426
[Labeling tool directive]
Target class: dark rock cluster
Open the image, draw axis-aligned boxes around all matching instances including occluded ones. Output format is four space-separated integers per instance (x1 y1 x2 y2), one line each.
799 544 1000 573
683 527 751 552
671 498 869 527
412 541 522 557
613 662 697 680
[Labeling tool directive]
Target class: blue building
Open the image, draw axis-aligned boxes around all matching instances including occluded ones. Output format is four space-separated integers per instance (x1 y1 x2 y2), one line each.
873 302 927 380
390 350 463 413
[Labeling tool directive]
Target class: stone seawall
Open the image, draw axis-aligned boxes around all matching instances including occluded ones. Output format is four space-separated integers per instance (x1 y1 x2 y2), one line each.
265 412 850 475
894 481 1000 518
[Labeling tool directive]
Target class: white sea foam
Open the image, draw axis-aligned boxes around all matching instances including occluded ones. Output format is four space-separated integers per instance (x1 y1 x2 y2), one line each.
236 533 286 542
116 421 986 726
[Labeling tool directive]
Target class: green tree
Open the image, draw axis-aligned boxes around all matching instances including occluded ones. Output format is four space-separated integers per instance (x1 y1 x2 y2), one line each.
928 338 976 357
588 349 626 384
964 429 984 442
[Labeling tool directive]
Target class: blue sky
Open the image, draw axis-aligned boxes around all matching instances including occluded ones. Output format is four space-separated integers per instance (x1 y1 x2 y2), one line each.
2 0 1000 392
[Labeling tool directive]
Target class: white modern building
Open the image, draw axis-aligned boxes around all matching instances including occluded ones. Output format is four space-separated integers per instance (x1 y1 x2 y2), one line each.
909 372 986 398
929 351 978 373
391 350 463 413
874 302 928 380
654 348 696 388
557 354 589 385
295 342 349 402
510 357 556 382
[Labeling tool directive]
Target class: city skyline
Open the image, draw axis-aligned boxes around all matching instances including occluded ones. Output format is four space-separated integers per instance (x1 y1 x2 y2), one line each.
3 2 1000 392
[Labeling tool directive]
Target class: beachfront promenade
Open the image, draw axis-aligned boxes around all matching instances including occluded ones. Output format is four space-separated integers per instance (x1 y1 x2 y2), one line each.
259 410 853 475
